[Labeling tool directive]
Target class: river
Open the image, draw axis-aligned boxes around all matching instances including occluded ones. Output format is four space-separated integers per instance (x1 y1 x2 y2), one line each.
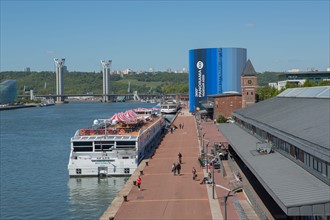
0 102 170 220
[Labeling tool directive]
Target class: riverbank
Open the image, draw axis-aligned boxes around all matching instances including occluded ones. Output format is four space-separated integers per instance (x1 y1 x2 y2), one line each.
0 104 39 111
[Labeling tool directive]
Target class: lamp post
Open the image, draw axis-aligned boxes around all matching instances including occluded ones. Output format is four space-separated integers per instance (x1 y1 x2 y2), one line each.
224 191 232 220
206 153 216 199
204 139 210 173
215 184 242 220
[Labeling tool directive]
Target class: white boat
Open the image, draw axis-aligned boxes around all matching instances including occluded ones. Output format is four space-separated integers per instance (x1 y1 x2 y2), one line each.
68 108 166 177
160 100 179 114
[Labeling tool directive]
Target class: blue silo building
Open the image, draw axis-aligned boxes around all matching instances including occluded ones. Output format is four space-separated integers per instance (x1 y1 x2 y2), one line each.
0 80 17 104
189 48 247 112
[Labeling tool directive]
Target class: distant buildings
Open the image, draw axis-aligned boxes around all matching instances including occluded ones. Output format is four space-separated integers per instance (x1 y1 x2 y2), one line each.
0 80 17 104
23 67 31 72
188 48 247 112
269 70 330 90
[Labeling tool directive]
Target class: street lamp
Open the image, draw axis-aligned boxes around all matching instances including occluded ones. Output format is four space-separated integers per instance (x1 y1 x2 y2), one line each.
203 139 210 173
215 184 242 220
206 153 217 199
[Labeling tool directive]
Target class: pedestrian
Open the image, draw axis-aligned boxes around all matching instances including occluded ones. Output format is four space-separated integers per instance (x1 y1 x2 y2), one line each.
200 172 212 184
182 123 184 129
136 175 141 191
192 167 197 180
178 152 182 164
176 162 181 175
179 123 182 129
172 162 177 176
170 127 173 134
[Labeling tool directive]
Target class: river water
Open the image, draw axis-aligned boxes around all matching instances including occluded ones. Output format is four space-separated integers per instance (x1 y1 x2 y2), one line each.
0 102 166 220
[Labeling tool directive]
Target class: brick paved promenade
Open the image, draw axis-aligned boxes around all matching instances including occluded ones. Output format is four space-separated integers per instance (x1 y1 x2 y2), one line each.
100 107 258 220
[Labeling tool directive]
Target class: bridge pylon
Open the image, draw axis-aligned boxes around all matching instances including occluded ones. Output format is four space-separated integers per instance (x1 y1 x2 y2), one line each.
54 58 65 103
101 60 112 102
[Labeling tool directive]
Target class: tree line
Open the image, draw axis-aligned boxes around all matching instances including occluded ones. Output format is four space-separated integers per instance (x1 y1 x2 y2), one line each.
1 71 328 100
0 71 189 95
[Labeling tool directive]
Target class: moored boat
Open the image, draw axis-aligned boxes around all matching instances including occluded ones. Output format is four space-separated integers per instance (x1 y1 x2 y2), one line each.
160 100 180 114
68 108 166 177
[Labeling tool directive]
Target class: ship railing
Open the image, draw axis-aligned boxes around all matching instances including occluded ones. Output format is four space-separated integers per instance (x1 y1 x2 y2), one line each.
79 127 141 136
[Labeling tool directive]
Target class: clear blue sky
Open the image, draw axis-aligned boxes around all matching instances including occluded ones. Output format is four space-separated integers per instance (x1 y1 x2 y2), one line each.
1 0 329 73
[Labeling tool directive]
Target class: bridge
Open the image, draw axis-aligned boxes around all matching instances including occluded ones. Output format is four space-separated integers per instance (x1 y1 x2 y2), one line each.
17 93 182 102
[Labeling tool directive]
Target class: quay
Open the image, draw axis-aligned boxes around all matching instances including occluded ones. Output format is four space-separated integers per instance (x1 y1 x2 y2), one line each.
100 107 259 220
0 104 39 111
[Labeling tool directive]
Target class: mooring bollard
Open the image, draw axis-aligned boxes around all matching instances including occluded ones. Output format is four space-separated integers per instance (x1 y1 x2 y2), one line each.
133 180 136 185
123 195 128 202
140 170 144 175
146 161 149 166
109 217 114 220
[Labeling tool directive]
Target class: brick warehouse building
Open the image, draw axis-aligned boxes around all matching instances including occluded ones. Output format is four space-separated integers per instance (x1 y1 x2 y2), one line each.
203 59 257 120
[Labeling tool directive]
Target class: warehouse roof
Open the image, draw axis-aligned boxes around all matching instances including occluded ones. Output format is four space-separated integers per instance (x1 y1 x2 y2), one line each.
218 123 330 216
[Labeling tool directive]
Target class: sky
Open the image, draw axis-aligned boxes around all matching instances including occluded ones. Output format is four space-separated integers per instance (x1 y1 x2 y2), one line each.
1 0 329 73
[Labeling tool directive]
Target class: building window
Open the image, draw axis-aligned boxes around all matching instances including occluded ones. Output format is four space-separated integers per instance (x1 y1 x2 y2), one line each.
76 169 82 174
284 143 290 153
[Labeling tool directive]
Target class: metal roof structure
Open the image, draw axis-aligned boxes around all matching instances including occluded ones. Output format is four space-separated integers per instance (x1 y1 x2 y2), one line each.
233 87 330 161
218 123 330 216
218 87 330 216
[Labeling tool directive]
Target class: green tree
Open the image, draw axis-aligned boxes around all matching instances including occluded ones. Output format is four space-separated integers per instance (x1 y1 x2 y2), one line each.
257 86 280 101
217 115 227 123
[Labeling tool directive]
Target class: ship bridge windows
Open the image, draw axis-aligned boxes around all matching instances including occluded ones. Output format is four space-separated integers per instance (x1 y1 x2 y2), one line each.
94 141 114 151
116 141 136 149
72 141 93 151
73 147 93 152
73 141 93 146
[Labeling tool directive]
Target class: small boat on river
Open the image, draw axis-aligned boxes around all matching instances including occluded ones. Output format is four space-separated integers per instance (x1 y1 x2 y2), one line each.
160 100 180 114
68 108 166 177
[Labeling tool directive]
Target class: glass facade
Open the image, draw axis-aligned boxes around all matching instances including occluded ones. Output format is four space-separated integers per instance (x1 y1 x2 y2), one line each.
189 48 247 112
0 80 17 104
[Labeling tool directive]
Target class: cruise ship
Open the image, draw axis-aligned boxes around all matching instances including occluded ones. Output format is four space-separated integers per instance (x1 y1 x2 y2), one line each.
160 100 180 114
68 108 166 177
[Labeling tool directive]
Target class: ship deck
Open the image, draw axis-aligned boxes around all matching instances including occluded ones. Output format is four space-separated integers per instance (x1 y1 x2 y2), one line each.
74 115 163 139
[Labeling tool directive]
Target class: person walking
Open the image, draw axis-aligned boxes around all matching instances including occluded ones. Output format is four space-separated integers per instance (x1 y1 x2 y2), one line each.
172 162 177 176
178 152 182 164
176 162 181 175
136 176 141 191
192 167 197 180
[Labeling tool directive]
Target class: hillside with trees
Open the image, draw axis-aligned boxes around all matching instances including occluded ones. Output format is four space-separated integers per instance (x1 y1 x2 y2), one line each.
0 71 189 95
1 71 328 101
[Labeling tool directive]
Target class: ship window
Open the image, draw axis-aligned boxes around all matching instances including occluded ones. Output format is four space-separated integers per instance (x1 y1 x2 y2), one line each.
124 168 130 174
73 147 93 152
122 156 129 159
73 141 93 146
116 141 136 149
95 144 114 151
76 169 82 174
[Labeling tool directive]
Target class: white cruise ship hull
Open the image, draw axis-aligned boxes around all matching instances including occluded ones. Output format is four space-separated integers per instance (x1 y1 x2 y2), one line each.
68 112 165 177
